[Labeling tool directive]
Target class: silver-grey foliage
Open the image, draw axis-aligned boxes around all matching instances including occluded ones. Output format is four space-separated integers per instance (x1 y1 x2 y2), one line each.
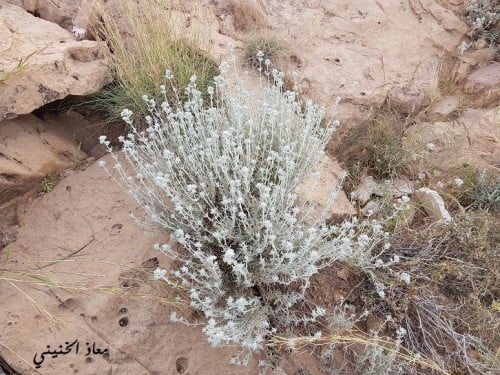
100 62 383 356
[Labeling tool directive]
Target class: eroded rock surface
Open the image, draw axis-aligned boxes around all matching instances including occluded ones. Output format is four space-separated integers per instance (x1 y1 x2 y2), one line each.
465 62 500 102
259 0 468 121
405 106 499 174
0 115 87 205
5 0 95 32
0 1 111 120
0 154 262 375
298 155 356 222
413 187 452 222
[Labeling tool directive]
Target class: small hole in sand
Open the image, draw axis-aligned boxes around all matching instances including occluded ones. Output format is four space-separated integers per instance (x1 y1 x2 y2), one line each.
176 357 188 373
118 317 129 327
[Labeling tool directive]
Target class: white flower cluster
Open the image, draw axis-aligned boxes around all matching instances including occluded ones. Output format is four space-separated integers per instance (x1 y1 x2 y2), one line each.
467 1 499 31
465 0 499 44
100 63 384 353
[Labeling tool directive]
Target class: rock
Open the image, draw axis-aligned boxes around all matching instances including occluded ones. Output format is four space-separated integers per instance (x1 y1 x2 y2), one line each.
413 187 452 222
88 143 107 158
465 62 500 102
350 176 382 205
0 2 111 120
0 115 86 206
0 153 261 375
40 111 101 154
433 96 459 116
361 200 382 217
214 0 269 34
254 0 468 119
387 178 415 197
404 107 499 174
5 0 97 33
297 155 356 222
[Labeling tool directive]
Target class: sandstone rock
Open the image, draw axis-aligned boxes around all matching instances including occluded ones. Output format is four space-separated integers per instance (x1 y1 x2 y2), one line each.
404 107 499 174
257 0 468 120
433 96 460 116
361 199 382 217
297 155 356 222
0 2 111 120
0 153 261 375
350 176 381 205
0 115 86 206
40 111 101 154
214 0 268 35
5 0 96 33
465 62 500 102
413 187 452 222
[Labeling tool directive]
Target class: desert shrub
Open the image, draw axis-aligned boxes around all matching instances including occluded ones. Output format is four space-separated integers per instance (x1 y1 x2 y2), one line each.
465 0 499 50
441 165 500 211
469 169 500 211
41 175 55 193
244 34 287 71
334 101 412 181
361 213 500 374
264 208 498 373
89 0 219 123
100 60 386 358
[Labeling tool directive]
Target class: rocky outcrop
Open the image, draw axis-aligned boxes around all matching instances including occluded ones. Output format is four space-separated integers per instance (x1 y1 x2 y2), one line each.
413 187 452 222
0 113 90 250
5 0 95 33
0 1 111 120
0 115 86 206
297 155 356 222
465 62 500 103
0 153 262 375
404 106 499 174
249 0 468 121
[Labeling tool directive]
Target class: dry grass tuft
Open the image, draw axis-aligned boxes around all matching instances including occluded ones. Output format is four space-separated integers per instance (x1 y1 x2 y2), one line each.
270 333 450 374
373 211 499 373
88 0 219 123
333 98 415 181
244 33 288 70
